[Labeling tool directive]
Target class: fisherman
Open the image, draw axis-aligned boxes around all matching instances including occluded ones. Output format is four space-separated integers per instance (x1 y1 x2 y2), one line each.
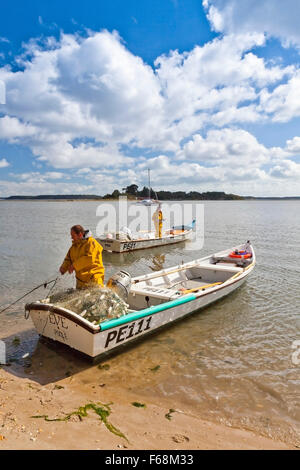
152 203 163 238
59 225 105 289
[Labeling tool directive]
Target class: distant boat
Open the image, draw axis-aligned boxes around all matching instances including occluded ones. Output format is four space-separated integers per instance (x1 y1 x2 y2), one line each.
25 241 255 359
97 219 196 253
136 199 157 206
136 168 158 206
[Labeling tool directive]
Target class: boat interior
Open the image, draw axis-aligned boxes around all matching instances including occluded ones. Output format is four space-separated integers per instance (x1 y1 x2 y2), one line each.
30 245 253 323
128 251 252 309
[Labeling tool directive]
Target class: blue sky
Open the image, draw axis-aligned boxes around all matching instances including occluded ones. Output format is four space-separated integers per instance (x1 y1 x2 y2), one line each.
1 0 300 197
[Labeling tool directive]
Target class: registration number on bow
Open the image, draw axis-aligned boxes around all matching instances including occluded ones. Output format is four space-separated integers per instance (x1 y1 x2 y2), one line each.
104 317 152 348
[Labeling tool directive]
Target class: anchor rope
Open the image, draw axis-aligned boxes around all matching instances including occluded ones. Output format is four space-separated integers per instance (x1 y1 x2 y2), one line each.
0 276 60 314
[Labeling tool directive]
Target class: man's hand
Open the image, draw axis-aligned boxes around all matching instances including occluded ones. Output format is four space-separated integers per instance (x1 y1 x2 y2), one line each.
68 264 74 274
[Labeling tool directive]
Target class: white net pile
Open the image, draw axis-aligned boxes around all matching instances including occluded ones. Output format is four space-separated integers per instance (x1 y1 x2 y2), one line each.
42 287 129 324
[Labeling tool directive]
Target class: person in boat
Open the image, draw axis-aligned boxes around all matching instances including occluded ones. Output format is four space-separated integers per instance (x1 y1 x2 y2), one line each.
59 225 105 289
152 203 163 238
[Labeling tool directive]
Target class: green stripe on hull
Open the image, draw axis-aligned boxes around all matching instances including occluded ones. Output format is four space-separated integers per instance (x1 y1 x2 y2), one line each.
99 293 197 331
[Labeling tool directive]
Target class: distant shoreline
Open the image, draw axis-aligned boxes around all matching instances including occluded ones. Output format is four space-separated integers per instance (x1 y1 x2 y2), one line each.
1 196 300 201
0 198 106 202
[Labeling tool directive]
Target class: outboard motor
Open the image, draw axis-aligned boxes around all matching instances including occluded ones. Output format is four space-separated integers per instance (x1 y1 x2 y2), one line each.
106 270 131 301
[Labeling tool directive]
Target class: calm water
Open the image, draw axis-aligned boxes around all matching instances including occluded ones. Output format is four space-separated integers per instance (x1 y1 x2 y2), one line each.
0 200 299 446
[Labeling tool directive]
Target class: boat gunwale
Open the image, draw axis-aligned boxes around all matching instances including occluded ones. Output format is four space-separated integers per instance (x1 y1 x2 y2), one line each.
26 243 255 336
97 227 192 245
132 243 255 282
99 262 255 331
26 259 255 334
25 303 101 334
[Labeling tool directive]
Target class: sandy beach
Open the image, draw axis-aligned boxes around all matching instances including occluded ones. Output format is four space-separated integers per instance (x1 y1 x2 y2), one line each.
0 321 296 451
0 367 294 451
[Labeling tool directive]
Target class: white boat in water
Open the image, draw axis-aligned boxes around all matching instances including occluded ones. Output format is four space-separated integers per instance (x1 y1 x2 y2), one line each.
136 198 157 206
97 220 196 253
25 241 255 359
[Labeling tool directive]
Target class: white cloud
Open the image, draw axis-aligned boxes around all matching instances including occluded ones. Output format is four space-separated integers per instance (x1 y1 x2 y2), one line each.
269 160 300 178
179 128 270 167
2 150 300 197
0 29 295 170
0 78 5 104
286 136 300 153
0 158 9 168
203 0 300 48
10 171 66 182
76 167 92 175
206 5 224 32
82 169 133 194
0 30 165 166
0 116 36 141
211 104 261 127
0 27 300 196
154 33 293 134
0 178 92 197
259 71 300 122
44 171 65 179
32 138 132 169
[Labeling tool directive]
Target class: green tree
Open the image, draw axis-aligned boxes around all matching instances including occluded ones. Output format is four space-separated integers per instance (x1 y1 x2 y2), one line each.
111 189 121 198
123 184 139 196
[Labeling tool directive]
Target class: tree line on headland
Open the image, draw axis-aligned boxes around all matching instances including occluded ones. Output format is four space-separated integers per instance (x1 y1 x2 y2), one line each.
3 184 300 200
4 184 244 200
111 184 244 200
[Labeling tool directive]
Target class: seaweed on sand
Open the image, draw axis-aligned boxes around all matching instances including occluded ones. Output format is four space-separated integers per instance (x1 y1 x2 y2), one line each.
131 402 146 408
31 402 128 442
165 408 176 420
149 365 160 372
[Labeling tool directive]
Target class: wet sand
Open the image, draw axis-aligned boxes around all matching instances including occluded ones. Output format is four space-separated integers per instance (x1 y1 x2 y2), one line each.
0 321 295 451
0 367 294 450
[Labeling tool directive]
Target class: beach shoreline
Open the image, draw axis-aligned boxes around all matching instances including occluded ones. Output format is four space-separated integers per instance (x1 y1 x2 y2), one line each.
0 365 294 450
0 321 296 451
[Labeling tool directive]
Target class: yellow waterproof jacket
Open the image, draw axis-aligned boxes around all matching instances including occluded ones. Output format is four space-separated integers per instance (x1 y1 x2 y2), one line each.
60 237 104 289
152 209 163 225
152 209 163 237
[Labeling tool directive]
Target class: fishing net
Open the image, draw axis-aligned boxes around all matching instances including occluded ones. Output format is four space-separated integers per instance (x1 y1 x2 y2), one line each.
41 286 129 324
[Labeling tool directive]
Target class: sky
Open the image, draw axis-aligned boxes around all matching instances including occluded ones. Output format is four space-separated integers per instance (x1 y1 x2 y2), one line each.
1 0 300 197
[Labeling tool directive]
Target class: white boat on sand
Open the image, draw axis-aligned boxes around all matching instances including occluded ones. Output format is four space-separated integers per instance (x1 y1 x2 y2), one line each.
25 242 255 360
97 220 196 253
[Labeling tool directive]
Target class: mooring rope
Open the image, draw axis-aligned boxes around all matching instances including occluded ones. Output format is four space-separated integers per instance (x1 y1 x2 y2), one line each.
0 276 59 314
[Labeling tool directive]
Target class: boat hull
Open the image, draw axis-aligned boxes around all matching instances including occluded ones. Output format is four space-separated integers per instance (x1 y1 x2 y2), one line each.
26 266 252 358
97 230 192 252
